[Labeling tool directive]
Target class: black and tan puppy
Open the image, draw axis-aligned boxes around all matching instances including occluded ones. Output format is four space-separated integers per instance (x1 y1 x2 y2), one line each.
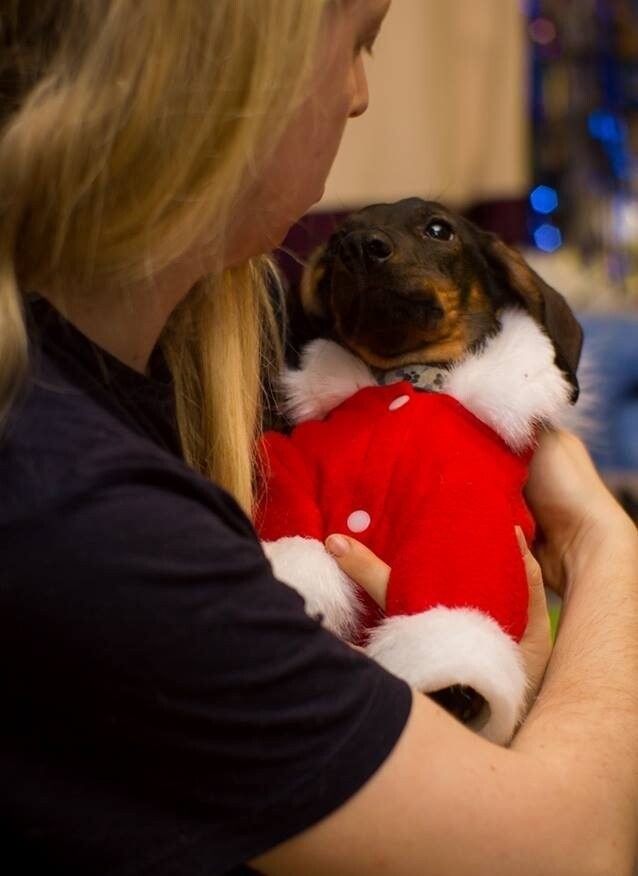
300 197 582 400
260 198 585 741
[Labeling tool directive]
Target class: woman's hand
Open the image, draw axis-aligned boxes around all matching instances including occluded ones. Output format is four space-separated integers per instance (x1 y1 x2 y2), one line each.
325 534 390 610
325 535 389 653
515 528 553 710
525 429 635 597
325 531 553 712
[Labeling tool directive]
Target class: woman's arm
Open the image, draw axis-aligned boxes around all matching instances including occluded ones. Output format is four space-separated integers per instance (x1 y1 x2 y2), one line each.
511 430 638 863
252 432 638 876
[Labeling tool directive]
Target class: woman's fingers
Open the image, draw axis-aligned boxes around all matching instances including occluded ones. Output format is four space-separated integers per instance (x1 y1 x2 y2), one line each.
325 534 390 609
516 527 553 712
326 528 553 710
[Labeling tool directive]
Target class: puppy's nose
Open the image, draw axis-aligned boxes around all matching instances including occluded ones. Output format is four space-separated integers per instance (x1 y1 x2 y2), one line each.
339 229 394 270
362 231 394 263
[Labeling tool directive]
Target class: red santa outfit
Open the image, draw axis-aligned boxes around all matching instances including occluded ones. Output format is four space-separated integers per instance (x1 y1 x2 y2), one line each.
257 309 574 744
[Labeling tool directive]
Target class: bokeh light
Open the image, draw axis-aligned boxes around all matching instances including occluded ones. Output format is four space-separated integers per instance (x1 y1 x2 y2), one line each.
528 17 557 45
533 224 563 252
530 185 559 214
588 110 626 143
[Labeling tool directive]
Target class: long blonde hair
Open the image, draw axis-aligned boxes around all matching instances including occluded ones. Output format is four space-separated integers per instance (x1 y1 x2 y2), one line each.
0 0 328 515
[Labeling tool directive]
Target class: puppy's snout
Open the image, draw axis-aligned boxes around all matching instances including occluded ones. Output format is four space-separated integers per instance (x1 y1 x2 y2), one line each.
362 231 393 263
339 229 394 270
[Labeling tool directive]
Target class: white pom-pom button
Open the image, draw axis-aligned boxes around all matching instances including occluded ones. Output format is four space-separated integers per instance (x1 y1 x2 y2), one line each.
347 510 371 533
388 394 410 411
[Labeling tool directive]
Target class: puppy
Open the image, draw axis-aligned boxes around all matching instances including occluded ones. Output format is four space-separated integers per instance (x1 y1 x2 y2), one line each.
258 198 583 744
299 197 581 397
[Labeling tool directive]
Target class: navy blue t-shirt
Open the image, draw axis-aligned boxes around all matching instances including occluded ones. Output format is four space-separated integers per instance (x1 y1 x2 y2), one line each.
0 297 411 875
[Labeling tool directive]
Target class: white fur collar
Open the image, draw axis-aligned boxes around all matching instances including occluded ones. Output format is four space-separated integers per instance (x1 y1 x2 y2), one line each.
282 309 573 451
281 340 377 424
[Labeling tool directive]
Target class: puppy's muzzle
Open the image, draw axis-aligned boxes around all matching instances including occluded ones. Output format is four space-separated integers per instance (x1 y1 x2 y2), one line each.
337 229 394 271
332 229 445 356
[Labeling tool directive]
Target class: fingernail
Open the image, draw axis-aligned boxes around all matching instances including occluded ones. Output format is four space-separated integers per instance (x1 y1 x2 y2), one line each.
326 534 350 557
515 526 528 556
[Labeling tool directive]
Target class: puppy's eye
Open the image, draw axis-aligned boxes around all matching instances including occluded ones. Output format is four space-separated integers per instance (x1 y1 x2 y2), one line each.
424 220 455 241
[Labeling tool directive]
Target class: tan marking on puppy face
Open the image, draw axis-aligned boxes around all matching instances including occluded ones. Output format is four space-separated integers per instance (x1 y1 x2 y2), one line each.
432 280 461 315
300 244 328 319
468 282 488 309
341 280 497 369
347 331 472 369
464 281 498 343
337 277 482 369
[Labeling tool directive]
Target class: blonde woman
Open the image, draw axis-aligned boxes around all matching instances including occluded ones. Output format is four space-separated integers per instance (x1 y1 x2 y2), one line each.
1 2 637 875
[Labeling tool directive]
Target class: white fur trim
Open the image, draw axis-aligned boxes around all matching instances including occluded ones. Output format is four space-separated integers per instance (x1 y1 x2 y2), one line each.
281 339 375 423
445 309 572 451
554 348 599 445
282 313 573 447
262 536 360 639
365 607 527 744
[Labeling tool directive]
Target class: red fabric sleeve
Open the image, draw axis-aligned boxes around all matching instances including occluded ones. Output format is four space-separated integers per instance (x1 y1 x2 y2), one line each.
256 431 324 542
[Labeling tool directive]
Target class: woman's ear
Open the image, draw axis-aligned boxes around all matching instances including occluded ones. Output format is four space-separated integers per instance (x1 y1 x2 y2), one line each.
480 234 583 402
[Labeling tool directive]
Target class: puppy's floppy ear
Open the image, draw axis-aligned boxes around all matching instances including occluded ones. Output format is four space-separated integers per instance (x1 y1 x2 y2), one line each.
481 234 583 402
299 242 334 332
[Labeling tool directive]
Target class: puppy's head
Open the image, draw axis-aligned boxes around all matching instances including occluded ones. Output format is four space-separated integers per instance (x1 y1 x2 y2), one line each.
302 197 583 400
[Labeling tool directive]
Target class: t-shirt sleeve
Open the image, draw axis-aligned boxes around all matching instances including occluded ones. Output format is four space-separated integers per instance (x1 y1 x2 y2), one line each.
2 457 412 875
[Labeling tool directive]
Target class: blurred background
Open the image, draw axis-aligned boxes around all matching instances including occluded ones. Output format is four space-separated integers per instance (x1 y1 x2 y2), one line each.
278 0 638 521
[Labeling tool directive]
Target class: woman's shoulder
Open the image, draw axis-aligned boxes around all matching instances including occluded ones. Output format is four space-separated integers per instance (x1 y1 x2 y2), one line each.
0 343 252 540
0 339 276 649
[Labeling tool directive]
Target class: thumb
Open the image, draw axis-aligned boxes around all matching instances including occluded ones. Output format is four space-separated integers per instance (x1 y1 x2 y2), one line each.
325 534 390 610
516 526 553 708
515 527 547 619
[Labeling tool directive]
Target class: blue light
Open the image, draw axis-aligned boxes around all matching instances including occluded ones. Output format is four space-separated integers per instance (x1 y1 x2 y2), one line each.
533 224 562 252
588 110 625 143
587 110 630 181
530 185 559 214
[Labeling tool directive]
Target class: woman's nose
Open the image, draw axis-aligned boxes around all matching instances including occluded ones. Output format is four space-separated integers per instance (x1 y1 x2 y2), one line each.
349 56 369 118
